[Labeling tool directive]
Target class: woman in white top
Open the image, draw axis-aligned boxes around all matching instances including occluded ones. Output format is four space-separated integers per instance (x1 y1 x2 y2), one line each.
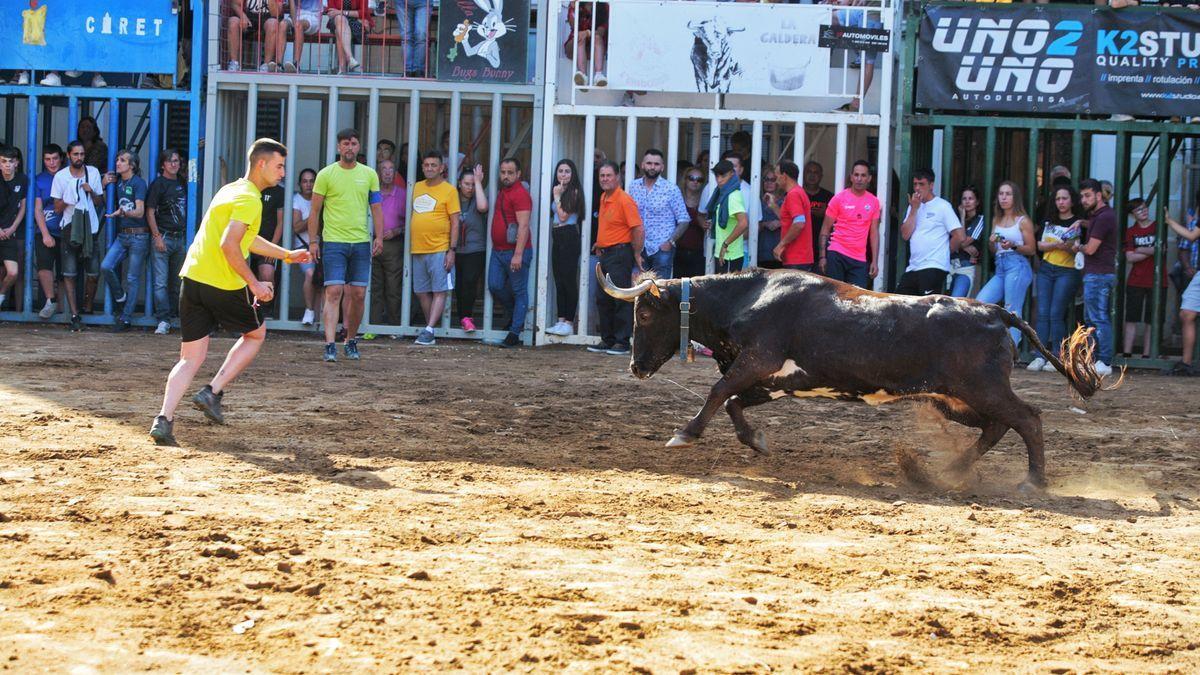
976 180 1036 347
291 168 319 325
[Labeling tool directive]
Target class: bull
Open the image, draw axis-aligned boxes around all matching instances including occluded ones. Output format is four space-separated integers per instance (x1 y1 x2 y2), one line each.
599 266 1108 491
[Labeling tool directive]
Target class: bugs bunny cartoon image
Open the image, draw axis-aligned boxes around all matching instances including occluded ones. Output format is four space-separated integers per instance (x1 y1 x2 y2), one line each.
452 0 515 69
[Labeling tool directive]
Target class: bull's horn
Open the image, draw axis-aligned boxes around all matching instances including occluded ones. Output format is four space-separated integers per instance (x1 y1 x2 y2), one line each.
596 263 654 301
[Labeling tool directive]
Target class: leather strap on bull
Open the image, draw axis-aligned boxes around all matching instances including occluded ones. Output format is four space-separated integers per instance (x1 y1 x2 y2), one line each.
679 278 694 363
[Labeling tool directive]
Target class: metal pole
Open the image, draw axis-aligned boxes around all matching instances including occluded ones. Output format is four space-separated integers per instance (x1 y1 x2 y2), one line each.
747 119 763 268
624 114 637 187
578 113 596 338
667 117 680 185
280 84 299 323
1111 131 1129 363
1026 127 1039 224
21 94 38 317
103 98 119 319
483 92 501 334
189 0 205 243
705 116 721 275
1070 129 1083 189
940 125 954 198
364 86 380 332
401 89 420 335
445 90 461 333
1150 130 1170 359
145 102 161 321
981 125 997 284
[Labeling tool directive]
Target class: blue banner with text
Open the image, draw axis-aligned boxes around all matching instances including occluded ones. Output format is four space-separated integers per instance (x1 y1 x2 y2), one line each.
0 1 179 75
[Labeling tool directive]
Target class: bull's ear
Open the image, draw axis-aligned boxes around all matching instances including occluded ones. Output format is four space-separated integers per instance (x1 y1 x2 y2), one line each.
647 283 662 299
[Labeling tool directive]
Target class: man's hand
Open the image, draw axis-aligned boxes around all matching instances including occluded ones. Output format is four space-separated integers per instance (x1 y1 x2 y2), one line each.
869 260 878 278
659 240 673 252
42 232 55 248
152 234 166 253
309 240 321 261
372 238 383 257
80 182 94 195
634 253 645 271
103 209 123 219
0 228 8 241
819 257 827 274
102 172 117 187
284 248 311 264
510 250 524 272
444 250 456 272
772 243 786 260
250 280 274 303
908 192 921 211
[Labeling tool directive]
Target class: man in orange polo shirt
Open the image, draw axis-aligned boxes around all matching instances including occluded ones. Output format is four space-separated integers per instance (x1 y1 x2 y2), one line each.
589 161 644 356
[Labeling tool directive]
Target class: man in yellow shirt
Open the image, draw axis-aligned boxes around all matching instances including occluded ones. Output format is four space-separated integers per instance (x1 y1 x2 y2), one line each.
409 151 460 346
149 139 311 446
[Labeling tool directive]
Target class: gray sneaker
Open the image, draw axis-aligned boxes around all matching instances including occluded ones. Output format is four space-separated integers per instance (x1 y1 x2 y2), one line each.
606 344 631 356
344 339 361 360
414 328 436 346
149 415 177 446
191 385 225 425
38 299 57 319
324 343 337 362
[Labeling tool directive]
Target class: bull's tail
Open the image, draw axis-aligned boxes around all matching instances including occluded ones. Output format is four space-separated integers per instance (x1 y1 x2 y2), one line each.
997 311 1119 399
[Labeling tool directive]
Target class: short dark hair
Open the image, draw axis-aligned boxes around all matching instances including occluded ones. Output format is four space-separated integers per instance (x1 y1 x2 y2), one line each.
422 149 443 163
912 168 935 183
598 159 620 175
0 145 19 161
712 159 736 177
66 140 85 155
852 159 873 174
116 148 141 174
157 148 181 174
336 128 360 143
377 139 395 151
731 130 751 147
500 156 522 172
247 138 288 166
643 148 664 161
1079 178 1103 195
777 160 799 182
42 143 63 160
300 167 317 181
720 150 743 163
1126 197 1146 213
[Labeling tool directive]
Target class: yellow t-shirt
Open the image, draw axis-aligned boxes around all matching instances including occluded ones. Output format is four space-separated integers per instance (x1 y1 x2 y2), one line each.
313 162 380 244
409 180 460 254
180 179 262 290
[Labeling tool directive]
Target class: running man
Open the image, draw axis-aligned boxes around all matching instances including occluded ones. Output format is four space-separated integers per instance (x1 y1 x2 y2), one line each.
149 139 310 446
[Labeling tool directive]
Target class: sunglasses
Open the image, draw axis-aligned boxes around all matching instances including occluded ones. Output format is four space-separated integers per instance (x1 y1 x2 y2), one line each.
686 176 703 182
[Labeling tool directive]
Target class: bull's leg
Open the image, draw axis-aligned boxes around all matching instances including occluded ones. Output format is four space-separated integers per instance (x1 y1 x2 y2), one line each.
725 390 772 455
962 387 1047 491
668 354 775 449
946 420 1009 476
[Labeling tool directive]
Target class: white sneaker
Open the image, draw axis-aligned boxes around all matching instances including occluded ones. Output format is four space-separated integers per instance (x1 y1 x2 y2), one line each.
226 60 241 72
347 57 361 73
573 71 586 86
595 71 608 87
1026 357 1047 372
39 72 61 87
15 71 29 85
65 70 82 78
155 321 170 335
257 63 271 73
265 61 277 73
38 299 57 319
301 308 315 326
282 61 298 73
1041 360 1057 372
1094 361 1113 377
546 321 570 337
91 74 106 87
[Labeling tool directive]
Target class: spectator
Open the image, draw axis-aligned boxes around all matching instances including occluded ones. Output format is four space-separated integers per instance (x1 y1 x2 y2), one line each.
1121 198 1168 359
818 160 880 289
1100 179 1114 206
0 146 29 312
1077 178 1118 376
770 160 815 271
309 128 383 362
674 165 708 279
802 161 834 266
369 159 406 326
627 148 690 278
51 140 105 332
440 131 466 172
1170 204 1198 323
291 168 320 325
408 151 460 346
730 131 752 169
78 116 109 174
397 0 435 77
1166 213 1200 375
706 160 749 273
1028 185 1082 371
455 164 488 333
226 0 284 71
249 177 286 316
99 149 150 332
948 185 986 298
756 167 783 269
33 144 66 320
146 149 189 335
486 157 534 348
547 159 586 337
327 0 371 75
701 151 756 232
976 181 1035 347
284 0 323 72
897 168 963 296
566 0 609 86
588 160 642 355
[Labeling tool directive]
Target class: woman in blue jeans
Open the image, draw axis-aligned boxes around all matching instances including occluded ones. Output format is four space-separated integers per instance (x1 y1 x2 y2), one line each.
1028 186 1083 371
976 181 1035 348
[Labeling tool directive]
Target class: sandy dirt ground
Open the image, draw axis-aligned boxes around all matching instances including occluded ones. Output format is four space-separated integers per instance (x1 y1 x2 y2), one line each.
0 324 1198 673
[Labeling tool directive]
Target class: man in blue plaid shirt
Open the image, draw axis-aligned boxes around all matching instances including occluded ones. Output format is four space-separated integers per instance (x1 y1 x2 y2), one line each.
626 148 691 279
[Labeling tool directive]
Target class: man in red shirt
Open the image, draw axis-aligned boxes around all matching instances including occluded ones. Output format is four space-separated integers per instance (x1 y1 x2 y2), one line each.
771 160 815 271
589 160 643 356
1122 198 1167 359
486 158 533 348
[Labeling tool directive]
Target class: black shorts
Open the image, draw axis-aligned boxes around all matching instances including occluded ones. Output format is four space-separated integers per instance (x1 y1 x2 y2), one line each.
179 277 263 342
0 236 19 263
897 267 948 296
250 253 276 271
1124 285 1152 323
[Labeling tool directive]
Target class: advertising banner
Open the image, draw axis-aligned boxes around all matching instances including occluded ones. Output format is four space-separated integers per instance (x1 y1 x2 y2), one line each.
0 1 179 75
918 5 1200 116
605 2 835 97
436 0 531 84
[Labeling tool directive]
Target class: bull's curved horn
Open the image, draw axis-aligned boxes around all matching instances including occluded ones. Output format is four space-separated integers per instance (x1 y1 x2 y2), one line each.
596 263 654 301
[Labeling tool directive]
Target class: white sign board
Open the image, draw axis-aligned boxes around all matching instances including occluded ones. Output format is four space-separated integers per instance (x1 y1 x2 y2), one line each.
604 2 830 97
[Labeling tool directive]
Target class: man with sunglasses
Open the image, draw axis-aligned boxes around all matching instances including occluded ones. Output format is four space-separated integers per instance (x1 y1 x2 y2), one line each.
147 149 189 335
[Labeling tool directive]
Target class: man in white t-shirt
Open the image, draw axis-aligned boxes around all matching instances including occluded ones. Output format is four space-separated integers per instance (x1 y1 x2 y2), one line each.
897 167 963 296
291 167 318 325
50 140 105 331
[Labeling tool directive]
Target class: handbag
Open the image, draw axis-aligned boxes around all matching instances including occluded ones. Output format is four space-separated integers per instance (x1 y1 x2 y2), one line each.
499 192 518 244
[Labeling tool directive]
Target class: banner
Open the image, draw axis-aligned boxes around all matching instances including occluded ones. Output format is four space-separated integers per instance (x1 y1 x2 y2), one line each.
605 2 835 97
0 1 179 75
918 5 1200 116
819 24 890 53
436 0 530 84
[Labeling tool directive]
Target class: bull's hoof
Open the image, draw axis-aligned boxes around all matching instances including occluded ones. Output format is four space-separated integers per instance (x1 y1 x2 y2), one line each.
738 430 770 456
665 433 695 449
1017 475 1048 496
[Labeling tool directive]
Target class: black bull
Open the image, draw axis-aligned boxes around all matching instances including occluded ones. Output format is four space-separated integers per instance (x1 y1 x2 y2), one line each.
599 266 1107 490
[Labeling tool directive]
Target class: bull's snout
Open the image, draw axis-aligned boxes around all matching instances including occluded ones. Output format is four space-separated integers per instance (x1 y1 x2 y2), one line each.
630 360 654 380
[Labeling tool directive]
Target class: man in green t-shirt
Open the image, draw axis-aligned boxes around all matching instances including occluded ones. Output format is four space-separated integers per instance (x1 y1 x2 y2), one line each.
706 159 749 273
308 128 384 363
